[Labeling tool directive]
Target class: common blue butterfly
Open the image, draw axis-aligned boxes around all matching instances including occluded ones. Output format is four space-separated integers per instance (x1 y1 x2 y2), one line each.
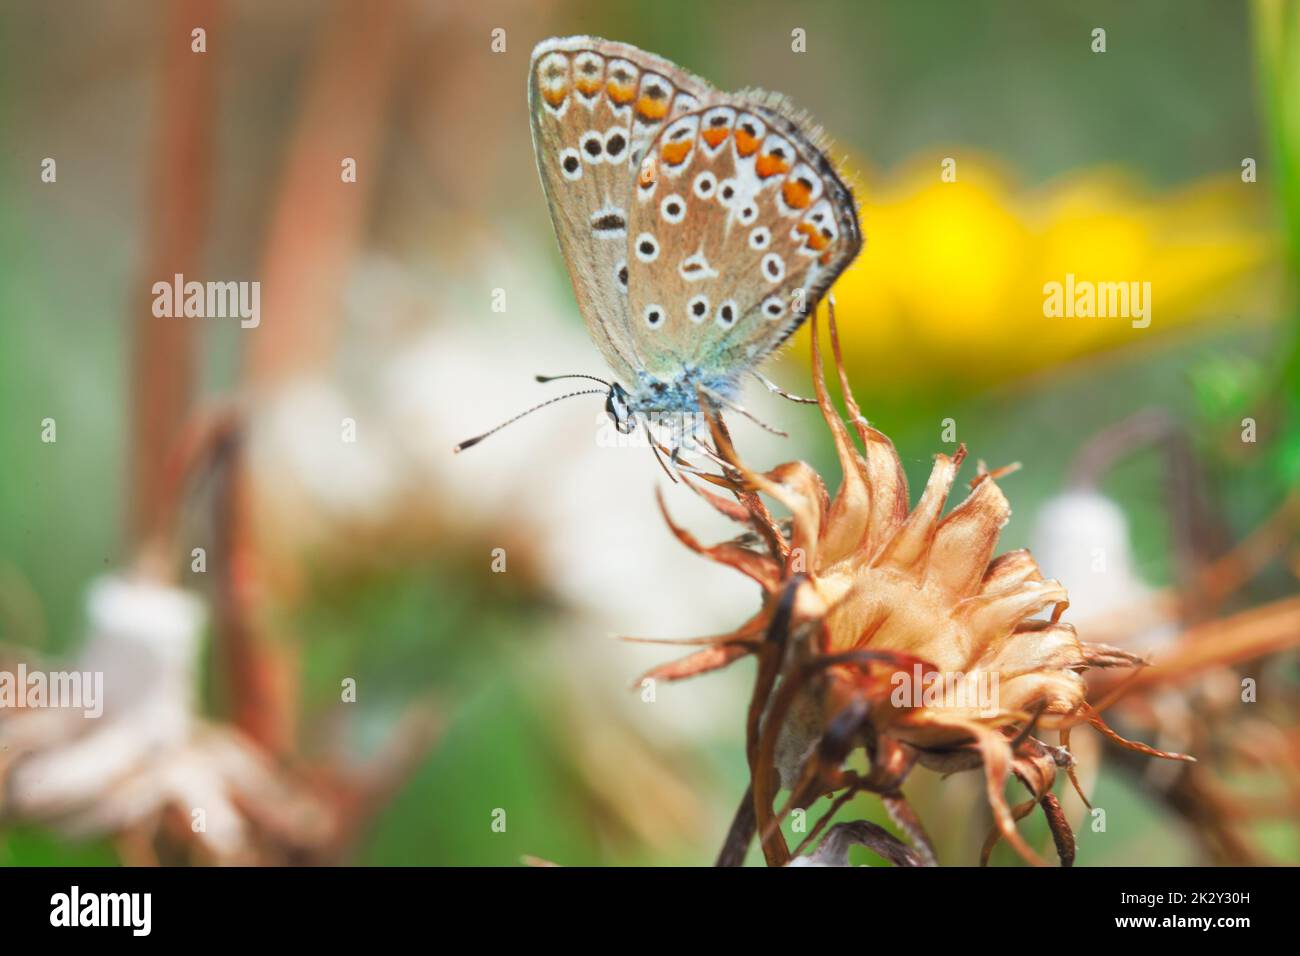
456 36 862 463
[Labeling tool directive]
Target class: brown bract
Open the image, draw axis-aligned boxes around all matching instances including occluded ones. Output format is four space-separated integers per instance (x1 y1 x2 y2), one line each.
633 306 1193 866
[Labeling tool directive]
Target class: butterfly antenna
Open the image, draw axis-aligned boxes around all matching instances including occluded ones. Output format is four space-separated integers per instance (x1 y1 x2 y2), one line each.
535 373 612 388
453 389 605 453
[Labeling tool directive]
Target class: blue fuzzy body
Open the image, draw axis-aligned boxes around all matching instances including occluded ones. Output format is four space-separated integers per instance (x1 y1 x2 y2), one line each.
629 366 741 416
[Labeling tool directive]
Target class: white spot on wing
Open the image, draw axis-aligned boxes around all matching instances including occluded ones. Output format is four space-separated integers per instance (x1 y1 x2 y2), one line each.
692 171 717 199
686 294 710 323
679 250 718 282
715 299 738 329
634 232 660 263
559 147 582 181
660 194 686 224
579 130 603 164
761 295 785 320
603 127 629 164
590 205 627 239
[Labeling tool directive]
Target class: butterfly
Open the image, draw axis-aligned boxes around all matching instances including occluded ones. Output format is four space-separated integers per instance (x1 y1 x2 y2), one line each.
456 36 862 467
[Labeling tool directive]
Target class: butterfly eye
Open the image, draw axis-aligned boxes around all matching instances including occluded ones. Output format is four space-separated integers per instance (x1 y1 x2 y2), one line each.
715 299 738 329
748 227 771 250
660 194 686 224
559 148 582 181
634 232 660 263
643 304 665 329
761 252 786 283
692 171 717 199
605 383 636 434
686 295 710 323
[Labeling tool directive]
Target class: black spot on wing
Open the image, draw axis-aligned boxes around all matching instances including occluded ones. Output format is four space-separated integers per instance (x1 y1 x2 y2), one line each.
592 212 626 232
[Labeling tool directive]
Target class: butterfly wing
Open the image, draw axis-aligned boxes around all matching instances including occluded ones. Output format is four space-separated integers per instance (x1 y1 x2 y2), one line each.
623 93 862 384
529 37 715 383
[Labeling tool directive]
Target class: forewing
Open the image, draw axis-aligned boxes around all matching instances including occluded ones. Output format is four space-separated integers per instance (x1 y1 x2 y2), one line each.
529 37 715 381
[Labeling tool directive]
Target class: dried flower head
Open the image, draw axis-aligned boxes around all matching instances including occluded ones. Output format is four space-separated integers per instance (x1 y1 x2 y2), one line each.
638 307 1192 866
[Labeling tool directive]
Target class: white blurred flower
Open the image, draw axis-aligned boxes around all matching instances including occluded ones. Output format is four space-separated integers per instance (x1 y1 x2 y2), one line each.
1030 489 1187 787
0 574 333 864
1031 489 1177 653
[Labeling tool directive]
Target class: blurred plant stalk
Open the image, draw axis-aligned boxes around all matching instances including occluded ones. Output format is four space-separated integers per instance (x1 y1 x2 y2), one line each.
226 0 409 754
128 0 220 554
1253 0 1300 486
1255 0 1300 276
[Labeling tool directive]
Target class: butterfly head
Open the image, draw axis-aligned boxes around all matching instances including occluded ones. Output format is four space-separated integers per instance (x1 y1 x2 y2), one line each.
604 381 636 434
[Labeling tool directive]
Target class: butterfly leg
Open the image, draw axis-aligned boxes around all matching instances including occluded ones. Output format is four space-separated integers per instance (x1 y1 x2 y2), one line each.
643 416 719 484
684 436 732 472
671 435 754 493
701 388 789 439
645 424 680 483
668 444 711 478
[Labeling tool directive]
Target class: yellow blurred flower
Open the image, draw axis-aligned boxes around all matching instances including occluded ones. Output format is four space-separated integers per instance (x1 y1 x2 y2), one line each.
799 156 1277 396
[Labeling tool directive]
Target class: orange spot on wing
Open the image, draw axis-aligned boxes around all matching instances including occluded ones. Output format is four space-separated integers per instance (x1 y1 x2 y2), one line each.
660 139 693 166
701 127 729 148
541 87 567 108
734 128 761 156
796 221 830 251
636 95 670 122
575 76 602 96
608 80 636 105
756 155 791 179
782 179 813 209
